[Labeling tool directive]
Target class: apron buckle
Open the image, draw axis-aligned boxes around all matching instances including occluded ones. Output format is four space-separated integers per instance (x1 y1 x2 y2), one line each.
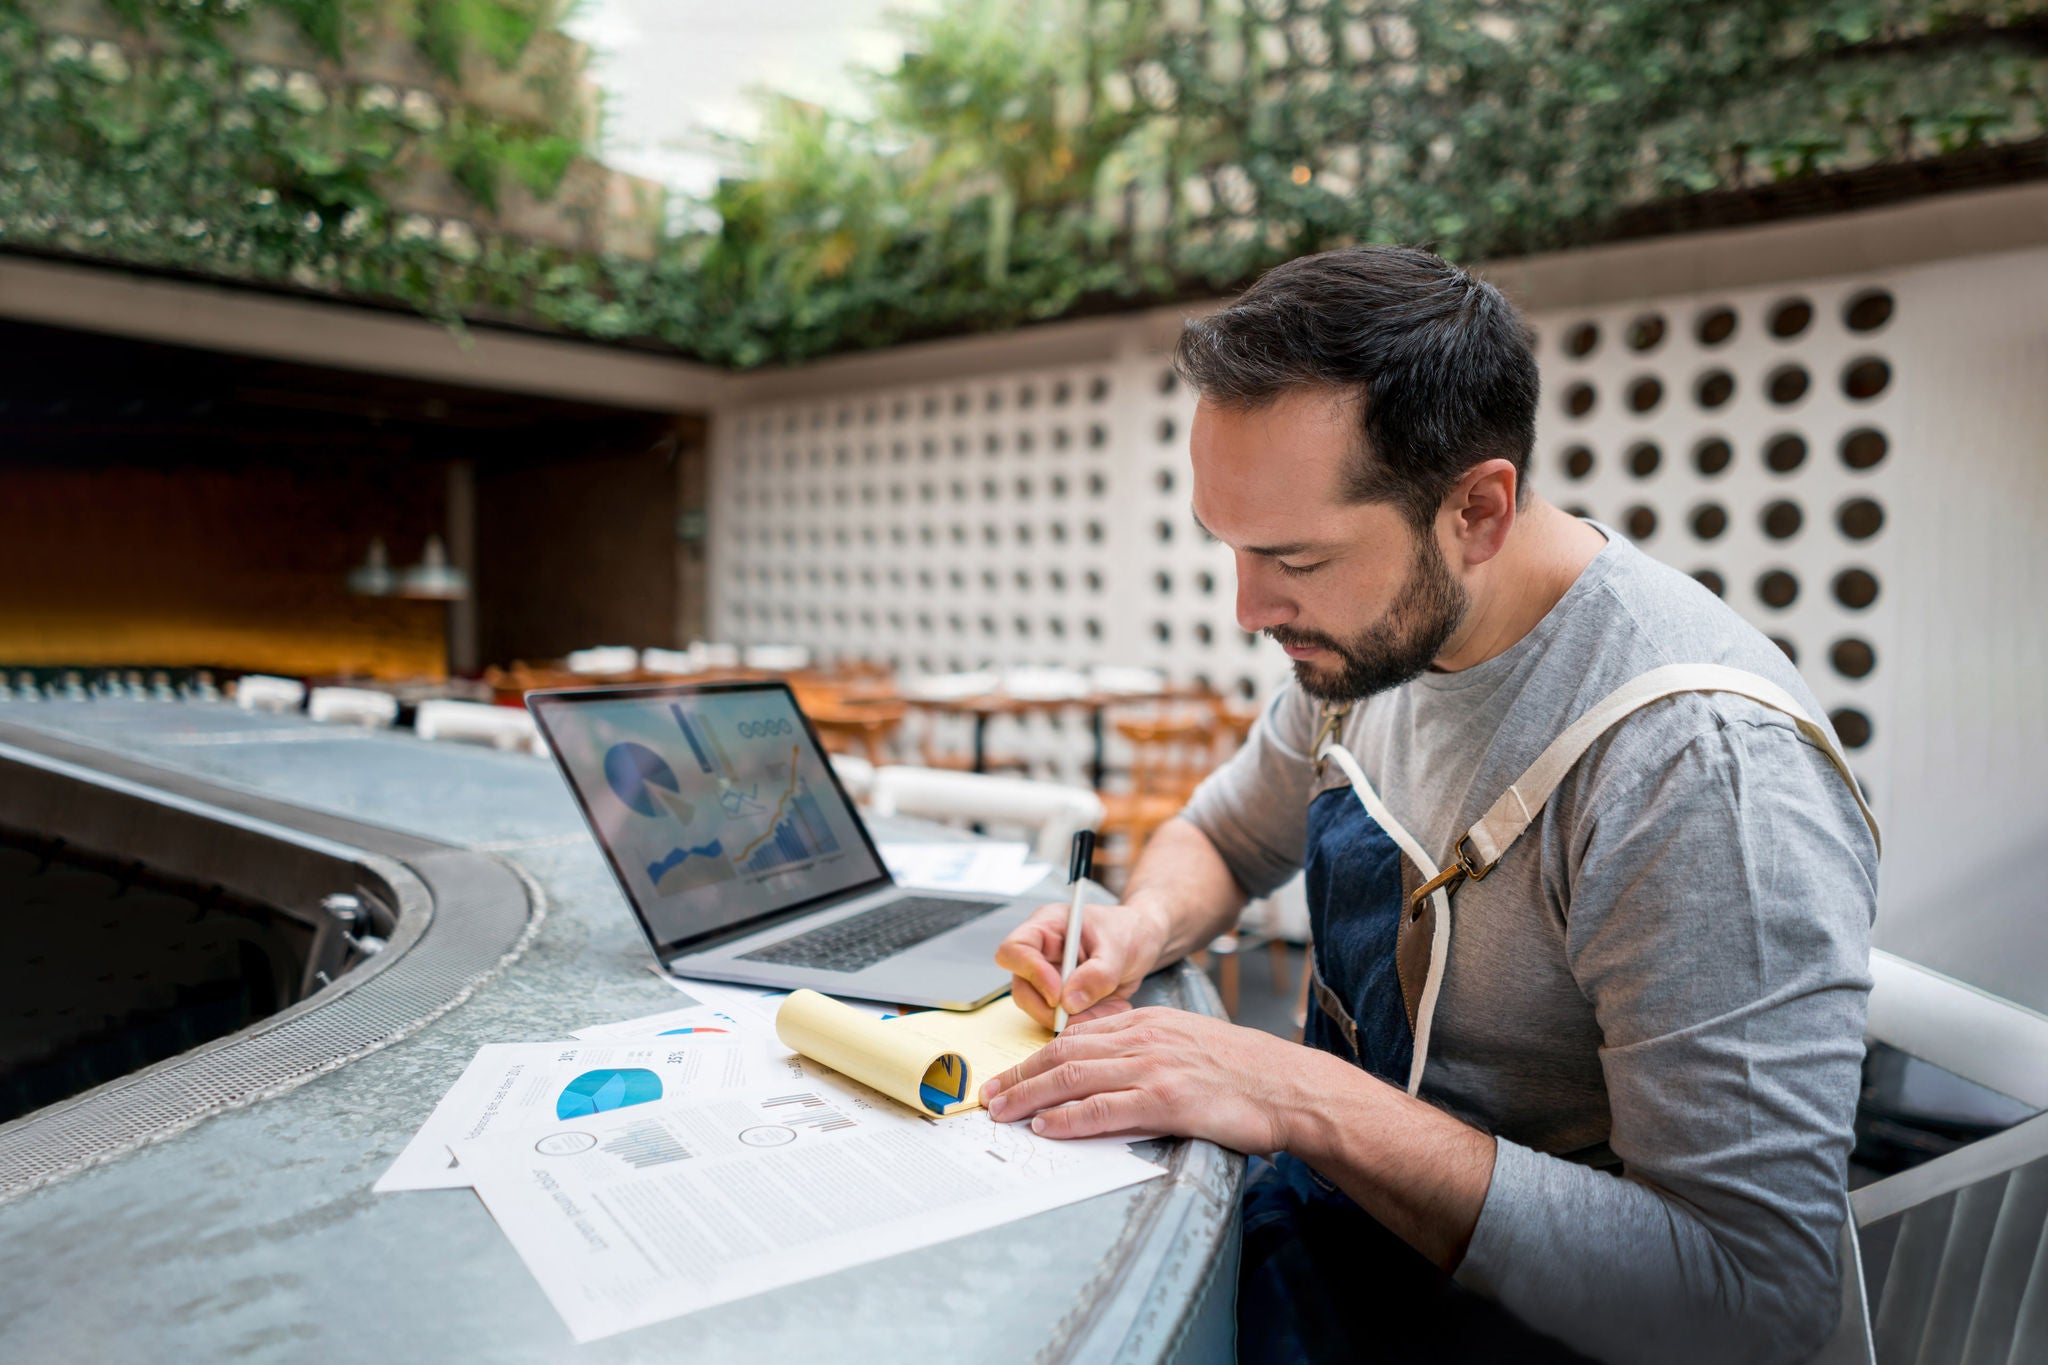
1310 702 1353 777
1405 837 1495 923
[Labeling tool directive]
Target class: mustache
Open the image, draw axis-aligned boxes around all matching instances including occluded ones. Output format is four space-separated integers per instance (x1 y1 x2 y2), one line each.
1266 625 1344 652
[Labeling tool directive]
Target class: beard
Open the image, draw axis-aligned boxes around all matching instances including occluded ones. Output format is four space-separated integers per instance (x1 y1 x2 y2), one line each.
1267 528 1469 703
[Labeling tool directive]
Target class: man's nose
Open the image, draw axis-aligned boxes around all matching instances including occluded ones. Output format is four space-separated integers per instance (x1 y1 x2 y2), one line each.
1234 556 1294 634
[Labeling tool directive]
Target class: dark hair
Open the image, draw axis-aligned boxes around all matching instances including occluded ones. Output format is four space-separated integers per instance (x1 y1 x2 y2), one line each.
1173 245 1539 528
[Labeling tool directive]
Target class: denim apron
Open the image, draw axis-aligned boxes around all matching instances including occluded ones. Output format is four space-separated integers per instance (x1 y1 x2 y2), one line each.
1237 665 1881 1363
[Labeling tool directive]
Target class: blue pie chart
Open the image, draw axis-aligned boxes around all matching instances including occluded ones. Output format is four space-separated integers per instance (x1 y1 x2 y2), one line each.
604 742 680 818
556 1068 664 1119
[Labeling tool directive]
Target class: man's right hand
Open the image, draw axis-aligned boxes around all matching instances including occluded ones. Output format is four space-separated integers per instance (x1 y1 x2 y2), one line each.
995 898 1170 1030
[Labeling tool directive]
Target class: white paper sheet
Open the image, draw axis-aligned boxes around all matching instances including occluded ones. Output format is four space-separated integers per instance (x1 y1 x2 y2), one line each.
571 1002 752 1042
876 840 1053 896
454 1071 1164 1342
374 1029 803 1193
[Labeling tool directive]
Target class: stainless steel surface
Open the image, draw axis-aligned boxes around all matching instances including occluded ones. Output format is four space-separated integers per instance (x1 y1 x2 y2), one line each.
0 701 1242 1364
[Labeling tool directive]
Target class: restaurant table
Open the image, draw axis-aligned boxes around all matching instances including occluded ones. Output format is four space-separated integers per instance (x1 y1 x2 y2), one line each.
903 687 1196 784
0 699 1242 1365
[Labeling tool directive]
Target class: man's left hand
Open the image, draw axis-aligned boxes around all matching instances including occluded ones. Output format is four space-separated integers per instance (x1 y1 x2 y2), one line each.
980 1006 1325 1154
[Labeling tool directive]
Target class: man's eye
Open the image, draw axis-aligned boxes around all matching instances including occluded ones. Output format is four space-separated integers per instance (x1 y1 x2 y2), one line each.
1276 560 1323 578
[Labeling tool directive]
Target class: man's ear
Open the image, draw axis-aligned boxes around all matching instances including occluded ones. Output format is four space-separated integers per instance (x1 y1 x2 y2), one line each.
1442 458 1518 568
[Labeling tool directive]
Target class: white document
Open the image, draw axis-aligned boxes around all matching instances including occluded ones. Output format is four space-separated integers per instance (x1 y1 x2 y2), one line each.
454 1074 1164 1342
876 840 1053 896
572 1002 753 1043
374 1033 800 1193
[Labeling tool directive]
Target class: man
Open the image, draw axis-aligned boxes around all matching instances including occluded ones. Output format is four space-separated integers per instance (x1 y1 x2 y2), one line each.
981 247 1878 1363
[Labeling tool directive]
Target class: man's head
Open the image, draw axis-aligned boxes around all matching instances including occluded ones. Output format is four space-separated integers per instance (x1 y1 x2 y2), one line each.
1176 246 1540 702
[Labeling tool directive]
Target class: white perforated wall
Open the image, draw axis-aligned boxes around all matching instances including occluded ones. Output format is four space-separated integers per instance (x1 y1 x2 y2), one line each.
711 242 2048 968
1529 275 1902 825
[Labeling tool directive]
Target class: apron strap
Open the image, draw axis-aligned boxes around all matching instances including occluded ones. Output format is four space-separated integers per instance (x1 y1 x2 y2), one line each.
1459 662 1883 878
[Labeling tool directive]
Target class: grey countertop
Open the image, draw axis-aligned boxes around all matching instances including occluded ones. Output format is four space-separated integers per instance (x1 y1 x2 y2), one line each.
0 701 1241 1364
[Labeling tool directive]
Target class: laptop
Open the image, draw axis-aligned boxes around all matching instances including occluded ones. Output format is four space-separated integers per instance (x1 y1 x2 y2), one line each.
527 680 1037 1009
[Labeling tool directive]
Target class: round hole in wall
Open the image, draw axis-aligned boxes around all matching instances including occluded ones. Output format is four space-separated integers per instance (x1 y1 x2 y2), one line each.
1089 376 1111 402
1237 676 1258 701
1693 436 1733 476
1695 369 1736 409
1052 379 1073 405
1084 618 1103 640
1833 568 1879 610
1159 368 1179 394
1761 500 1803 540
1767 297 1814 339
1562 503 1591 520
1626 377 1663 414
1049 521 1068 543
1830 708 1874 749
1691 503 1728 540
1157 417 1177 443
1830 638 1876 679
1084 569 1103 592
1692 569 1726 597
1085 520 1105 543
1155 467 1175 494
1695 306 1737 346
1549 446 1587 481
1048 617 1066 637
1625 505 1658 540
1088 423 1108 447
1563 322 1599 358
1766 365 1810 406
1017 384 1037 409
1013 568 1030 591
1155 570 1173 594
1154 621 1172 644
1840 428 1888 471
1627 441 1661 478
1757 569 1799 609
1764 433 1808 474
1843 357 1891 401
1087 472 1108 496
1843 289 1894 334
1627 314 1668 351
1048 569 1067 591
1195 570 1216 594
1052 427 1071 451
1017 429 1036 453
1771 636 1799 665
1050 475 1068 498
1562 382 1596 418
1838 497 1885 540
985 389 1003 412
1194 622 1214 646
1154 518 1173 544
1015 476 1034 500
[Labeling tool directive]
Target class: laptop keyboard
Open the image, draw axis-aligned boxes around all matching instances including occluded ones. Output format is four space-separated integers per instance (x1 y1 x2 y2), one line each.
737 896 1007 974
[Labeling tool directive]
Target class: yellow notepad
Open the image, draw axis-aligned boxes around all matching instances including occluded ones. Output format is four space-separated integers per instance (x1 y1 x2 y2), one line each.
775 989 1053 1117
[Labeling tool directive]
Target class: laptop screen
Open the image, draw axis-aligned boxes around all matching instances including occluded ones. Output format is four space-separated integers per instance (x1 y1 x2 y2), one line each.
531 684 888 953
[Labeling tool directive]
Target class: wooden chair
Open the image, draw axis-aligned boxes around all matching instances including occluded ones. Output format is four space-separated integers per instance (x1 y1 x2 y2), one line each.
806 699 907 768
1093 709 1219 889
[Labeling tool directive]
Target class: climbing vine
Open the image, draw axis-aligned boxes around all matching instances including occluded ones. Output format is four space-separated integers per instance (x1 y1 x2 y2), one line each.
1 0 2042 365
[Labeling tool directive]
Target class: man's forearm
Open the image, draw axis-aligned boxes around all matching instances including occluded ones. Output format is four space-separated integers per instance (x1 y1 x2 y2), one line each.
1283 1047 1497 1271
1118 817 1252 970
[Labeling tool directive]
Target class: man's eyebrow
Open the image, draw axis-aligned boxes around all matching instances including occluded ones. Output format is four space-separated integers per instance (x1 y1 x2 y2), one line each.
1189 507 1323 558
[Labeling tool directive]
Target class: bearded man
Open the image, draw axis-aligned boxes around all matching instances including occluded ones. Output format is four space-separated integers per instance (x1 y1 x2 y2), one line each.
982 247 1878 1364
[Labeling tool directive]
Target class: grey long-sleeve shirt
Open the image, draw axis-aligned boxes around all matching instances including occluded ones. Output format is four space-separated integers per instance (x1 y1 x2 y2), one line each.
1180 527 1877 1364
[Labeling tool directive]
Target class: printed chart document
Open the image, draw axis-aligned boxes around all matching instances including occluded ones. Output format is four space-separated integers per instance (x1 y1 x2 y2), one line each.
875 840 1052 896
454 1074 1164 1342
375 1027 794 1193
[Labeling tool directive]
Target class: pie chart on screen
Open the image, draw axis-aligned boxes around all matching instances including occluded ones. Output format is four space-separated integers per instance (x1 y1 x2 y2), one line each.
604 742 680 818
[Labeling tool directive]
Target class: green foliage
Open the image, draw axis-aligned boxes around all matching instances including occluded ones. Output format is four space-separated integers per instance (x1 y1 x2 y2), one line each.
1 0 2041 367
